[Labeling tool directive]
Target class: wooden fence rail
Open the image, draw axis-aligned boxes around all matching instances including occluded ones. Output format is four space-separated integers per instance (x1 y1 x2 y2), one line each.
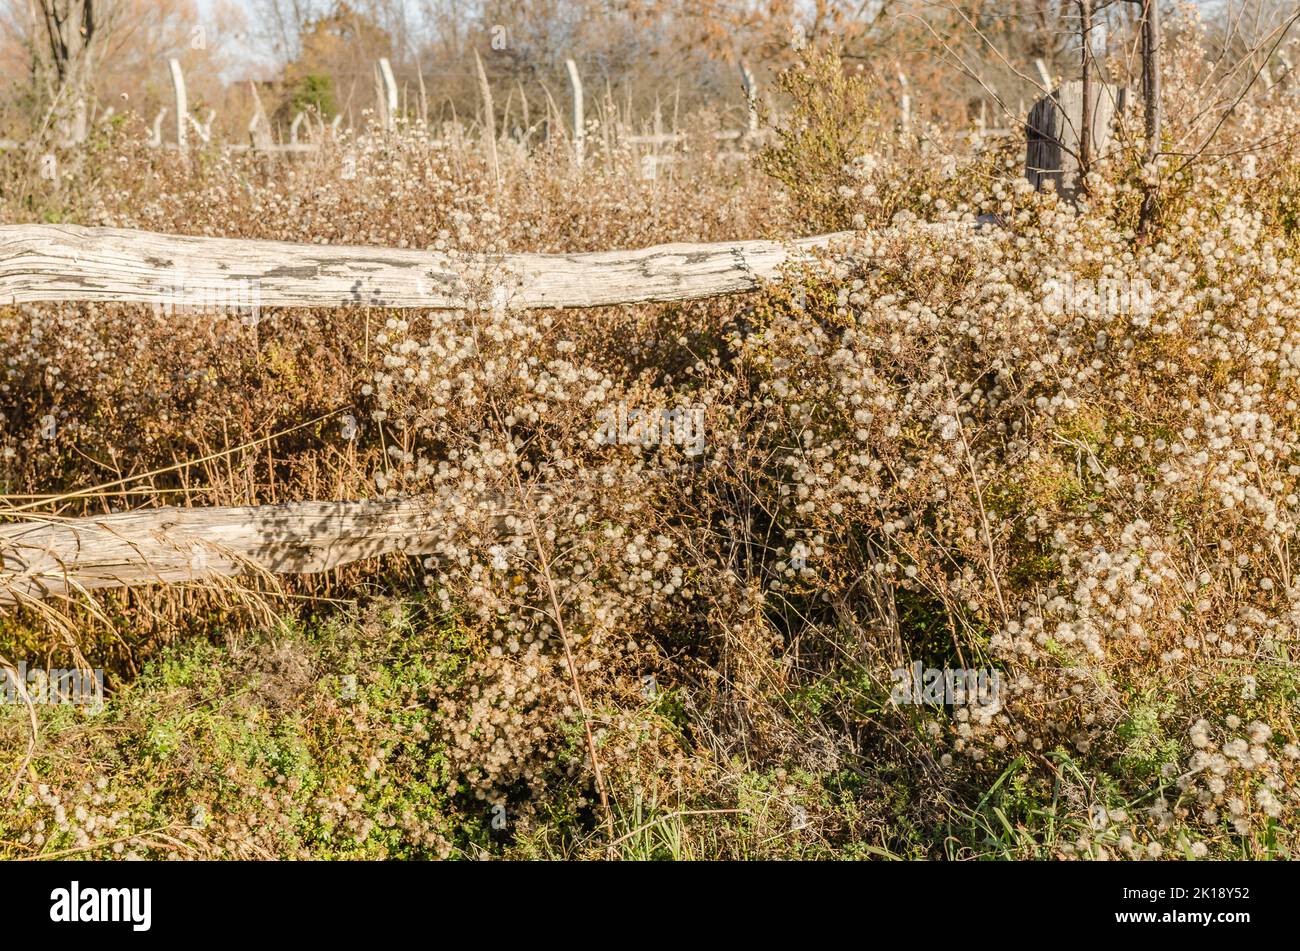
0 224 849 310
0 499 504 605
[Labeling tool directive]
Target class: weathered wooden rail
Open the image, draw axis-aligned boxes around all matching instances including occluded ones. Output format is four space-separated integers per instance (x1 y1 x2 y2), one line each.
0 499 505 606
0 225 850 311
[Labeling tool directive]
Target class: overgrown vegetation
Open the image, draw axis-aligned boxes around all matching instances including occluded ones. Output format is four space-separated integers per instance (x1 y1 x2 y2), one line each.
3 34 1300 860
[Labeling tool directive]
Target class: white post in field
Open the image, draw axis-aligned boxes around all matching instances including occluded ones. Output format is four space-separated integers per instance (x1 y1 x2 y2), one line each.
70 99 87 144
898 72 911 136
150 108 167 148
416 67 428 125
474 50 500 186
378 57 399 130
565 58 585 164
168 58 188 149
1035 58 1053 91
739 61 759 136
248 81 272 150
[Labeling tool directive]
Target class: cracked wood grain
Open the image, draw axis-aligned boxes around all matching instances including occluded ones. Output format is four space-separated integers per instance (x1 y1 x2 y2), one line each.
0 224 852 310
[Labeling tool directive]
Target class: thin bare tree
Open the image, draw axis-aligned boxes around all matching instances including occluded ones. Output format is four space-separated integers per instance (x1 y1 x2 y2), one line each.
1135 0 1161 233
33 0 103 141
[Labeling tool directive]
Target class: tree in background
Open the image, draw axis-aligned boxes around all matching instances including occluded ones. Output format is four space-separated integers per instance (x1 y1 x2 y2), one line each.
0 0 245 139
32 0 107 141
278 3 392 125
0 0 1292 154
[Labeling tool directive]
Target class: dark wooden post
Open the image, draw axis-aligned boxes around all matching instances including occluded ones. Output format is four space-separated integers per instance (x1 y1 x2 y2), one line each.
1026 81 1126 200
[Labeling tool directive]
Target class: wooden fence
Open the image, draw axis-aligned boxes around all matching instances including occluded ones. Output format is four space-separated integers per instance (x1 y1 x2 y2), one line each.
0 56 959 159
0 80 1103 607
0 225 854 606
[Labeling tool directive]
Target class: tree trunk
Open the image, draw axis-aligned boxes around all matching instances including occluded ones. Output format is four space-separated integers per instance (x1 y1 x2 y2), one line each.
1139 0 1163 234
1079 0 1093 180
35 0 98 144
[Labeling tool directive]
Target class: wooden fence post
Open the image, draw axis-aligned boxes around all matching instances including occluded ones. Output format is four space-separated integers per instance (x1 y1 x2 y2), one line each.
168 58 187 150
1025 80 1127 198
150 108 167 148
248 81 272 150
72 99 88 144
416 66 428 124
474 50 500 186
740 61 759 136
1034 58 1053 91
565 58 585 164
377 57 398 130
898 71 911 136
